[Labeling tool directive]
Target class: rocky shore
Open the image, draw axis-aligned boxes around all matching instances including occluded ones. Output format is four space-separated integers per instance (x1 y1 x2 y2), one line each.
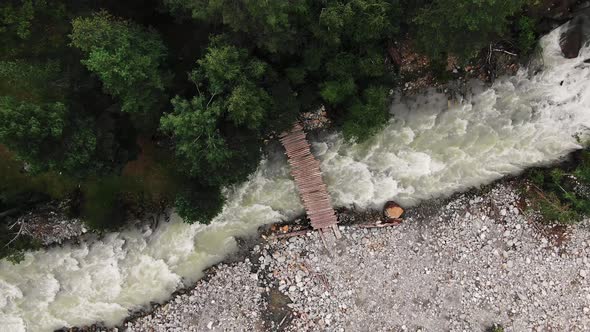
119 180 590 332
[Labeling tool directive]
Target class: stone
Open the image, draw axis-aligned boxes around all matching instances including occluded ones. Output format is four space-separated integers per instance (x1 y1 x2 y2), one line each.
560 13 590 58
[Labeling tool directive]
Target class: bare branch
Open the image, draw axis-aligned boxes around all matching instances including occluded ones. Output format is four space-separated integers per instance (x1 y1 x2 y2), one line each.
206 93 217 108
4 222 25 248
492 48 517 56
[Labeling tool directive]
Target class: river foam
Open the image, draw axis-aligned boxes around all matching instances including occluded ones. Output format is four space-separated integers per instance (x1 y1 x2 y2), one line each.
2 25 590 331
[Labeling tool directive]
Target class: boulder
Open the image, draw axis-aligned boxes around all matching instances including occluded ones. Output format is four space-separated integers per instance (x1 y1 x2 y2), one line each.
560 13 590 58
383 201 404 222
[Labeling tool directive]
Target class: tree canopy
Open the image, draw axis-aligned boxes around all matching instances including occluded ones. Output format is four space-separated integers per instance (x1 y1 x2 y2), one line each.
0 0 541 239
70 11 169 114
412 0 528 60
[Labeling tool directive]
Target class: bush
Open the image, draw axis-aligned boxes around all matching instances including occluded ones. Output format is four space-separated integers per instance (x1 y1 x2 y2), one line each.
174 184 224 224
525 151 590 224
516 16 537 55
81 177 127 230
488 325 505 332
341 86 390 142
0 225 41 263
70 11 169 113
412 0 527 61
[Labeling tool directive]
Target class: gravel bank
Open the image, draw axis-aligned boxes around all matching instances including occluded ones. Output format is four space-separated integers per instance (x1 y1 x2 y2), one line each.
125 181 590 331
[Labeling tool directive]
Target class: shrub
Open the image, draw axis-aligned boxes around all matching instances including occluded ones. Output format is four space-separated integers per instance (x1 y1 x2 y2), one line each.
70 11 168 113
174 184 224 224
412 0 527 61
517 16 537 55
488 324 505 332
525 151 590 224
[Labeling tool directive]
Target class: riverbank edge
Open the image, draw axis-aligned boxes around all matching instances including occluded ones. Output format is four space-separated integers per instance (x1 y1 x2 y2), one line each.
58 146 586 332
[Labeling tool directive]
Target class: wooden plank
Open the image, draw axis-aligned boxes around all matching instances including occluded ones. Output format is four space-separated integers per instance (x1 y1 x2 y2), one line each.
331 224 342 239
282 122 339 234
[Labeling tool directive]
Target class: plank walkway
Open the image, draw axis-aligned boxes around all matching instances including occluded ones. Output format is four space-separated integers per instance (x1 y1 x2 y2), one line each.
280 123 341 240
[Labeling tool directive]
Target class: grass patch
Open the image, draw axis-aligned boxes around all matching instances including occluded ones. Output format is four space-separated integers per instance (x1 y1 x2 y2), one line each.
523 151 590 224
487 324 505 332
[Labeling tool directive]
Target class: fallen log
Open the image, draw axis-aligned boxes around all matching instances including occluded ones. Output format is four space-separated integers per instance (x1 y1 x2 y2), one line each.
357 219 403 228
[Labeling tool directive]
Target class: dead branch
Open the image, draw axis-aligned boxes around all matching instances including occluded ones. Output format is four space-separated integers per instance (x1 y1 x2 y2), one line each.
4 222 25 248
530 183 569 213
492 48 517 56
277 313 289 330
356 220 402 228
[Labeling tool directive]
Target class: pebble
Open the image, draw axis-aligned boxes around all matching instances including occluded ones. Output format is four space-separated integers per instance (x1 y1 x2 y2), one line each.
123 182 590 332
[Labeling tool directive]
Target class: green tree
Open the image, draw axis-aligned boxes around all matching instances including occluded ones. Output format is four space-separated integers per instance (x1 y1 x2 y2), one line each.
341 86 390 141
174 183 224 224
0 0 69 60
0 96 103 175
0 0 36 40
160 95 262 187
412 0 527 60
161 40 290 188
0 96 66 172
0 59 122 176
0 59 62 102
516 16 537 55
193 41 273 129
162 0 399 143
70 11 169 113
317 0 398 46
162 0 308 53
314 1 398 140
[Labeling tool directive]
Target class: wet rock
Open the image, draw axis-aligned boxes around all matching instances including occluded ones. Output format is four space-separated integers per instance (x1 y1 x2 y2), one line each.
560 13 590 58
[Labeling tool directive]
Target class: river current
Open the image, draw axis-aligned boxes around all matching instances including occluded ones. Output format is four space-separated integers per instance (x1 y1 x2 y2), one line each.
2 25 590 332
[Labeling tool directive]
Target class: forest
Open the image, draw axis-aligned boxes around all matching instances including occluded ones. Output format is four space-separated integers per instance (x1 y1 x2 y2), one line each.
0 0 554 259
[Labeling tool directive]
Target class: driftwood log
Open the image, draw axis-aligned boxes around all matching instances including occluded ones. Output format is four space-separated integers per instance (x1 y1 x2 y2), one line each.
357 218 403 228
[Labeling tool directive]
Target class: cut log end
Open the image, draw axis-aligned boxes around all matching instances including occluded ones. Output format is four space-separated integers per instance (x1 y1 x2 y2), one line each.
384 201 404 220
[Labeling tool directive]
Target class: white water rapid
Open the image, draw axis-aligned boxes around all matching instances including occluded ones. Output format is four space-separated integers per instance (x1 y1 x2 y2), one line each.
2 25 590 332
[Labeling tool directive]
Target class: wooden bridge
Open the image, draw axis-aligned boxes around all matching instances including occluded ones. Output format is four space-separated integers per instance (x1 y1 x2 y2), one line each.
280 123 341 240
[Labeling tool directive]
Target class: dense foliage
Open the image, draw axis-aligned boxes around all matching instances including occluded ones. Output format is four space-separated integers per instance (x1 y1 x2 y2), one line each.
412 0 527 60
70 11 169 114
0 0 552 260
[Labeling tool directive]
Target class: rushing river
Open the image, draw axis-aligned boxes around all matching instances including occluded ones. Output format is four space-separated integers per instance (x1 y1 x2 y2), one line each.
2 25 590 332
